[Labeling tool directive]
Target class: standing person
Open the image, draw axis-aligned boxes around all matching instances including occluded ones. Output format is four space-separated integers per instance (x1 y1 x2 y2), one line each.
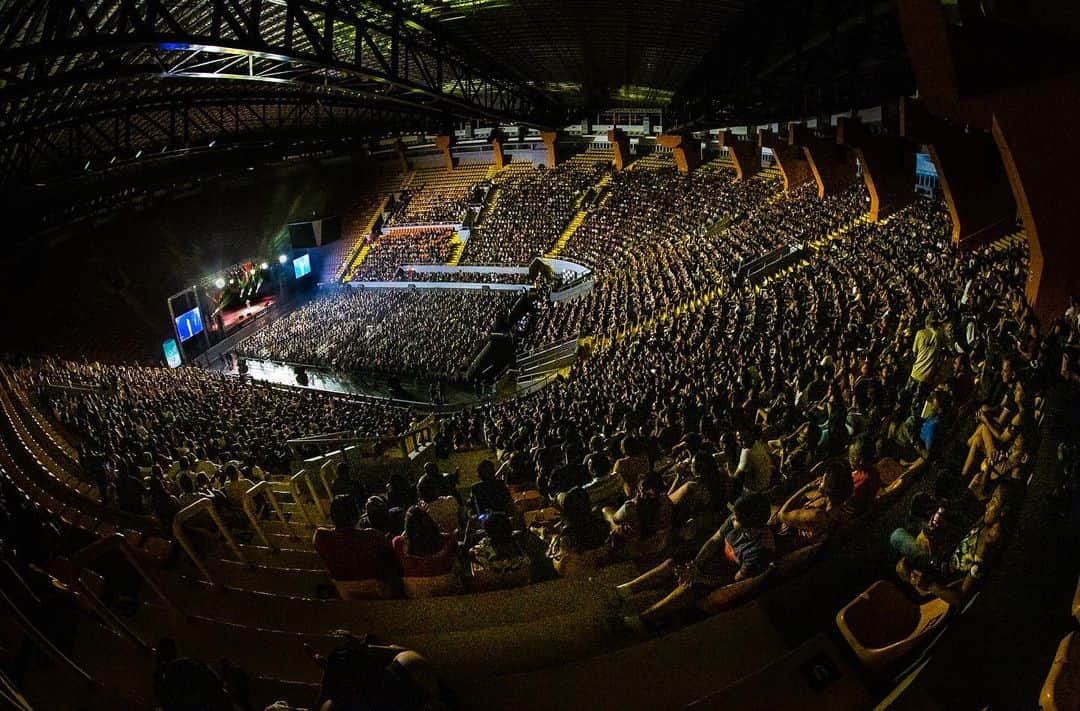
910 313 945 400
733 427 773 497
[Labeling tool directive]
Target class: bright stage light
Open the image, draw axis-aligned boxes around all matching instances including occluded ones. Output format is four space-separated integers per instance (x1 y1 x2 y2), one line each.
278 254 288 264
260 262 269 270
214 277 226 289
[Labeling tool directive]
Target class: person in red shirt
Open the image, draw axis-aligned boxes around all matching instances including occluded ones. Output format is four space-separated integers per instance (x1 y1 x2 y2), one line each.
845 436 882 517
314 495 401 588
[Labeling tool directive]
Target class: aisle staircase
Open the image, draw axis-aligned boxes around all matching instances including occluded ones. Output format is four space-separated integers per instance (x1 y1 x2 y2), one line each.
338 194 391 281
759 164 783 180
544 174 611 258
989 229 1026 253
544 211 587 259
446 234 467 266
343 244 372 281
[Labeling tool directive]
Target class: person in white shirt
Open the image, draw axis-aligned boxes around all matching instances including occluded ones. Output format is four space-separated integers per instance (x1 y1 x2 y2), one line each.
416 473 460 535
222 464 256 509
734 427 773 495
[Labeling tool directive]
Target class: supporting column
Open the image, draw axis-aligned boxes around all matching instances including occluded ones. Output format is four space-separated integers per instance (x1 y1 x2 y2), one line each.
837 117 916 222
759 128 813 192
718 130 761 181
541 131 558 168
394 139 410 173
901 97 1014 247
607 128 631 171
434 134 454 171
992 81 1080 320
656 134 701 174
490 132 507 170
895 0 1080 319
793 124 858 198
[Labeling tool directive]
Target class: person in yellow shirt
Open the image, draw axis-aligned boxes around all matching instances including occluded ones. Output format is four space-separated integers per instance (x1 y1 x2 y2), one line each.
909 313 945 399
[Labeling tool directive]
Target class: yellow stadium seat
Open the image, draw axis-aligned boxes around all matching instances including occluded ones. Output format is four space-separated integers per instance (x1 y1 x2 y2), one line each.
836 580 950 672
1073 577 1080 624
1040 632 1080 711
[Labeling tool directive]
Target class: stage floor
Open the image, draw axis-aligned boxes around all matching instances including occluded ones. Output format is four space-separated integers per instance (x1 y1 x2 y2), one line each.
225 357 555 411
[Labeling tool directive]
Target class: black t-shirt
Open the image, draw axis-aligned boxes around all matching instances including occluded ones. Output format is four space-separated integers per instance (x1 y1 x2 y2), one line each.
471 479 512 514
546 462 589 497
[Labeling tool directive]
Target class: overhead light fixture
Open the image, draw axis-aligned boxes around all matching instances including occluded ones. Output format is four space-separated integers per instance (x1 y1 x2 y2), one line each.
214 277 226 289
278 254 288 264
260 262 269 270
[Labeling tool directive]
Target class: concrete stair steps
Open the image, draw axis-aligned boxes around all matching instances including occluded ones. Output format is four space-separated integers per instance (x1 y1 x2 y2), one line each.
145 562 635 637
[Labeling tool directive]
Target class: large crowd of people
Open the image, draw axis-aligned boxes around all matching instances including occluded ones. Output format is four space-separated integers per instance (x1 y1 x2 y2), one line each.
392 269 529 285
352 229 458 281
4 152 1078 711
11 358 414 509
522 170 867 348
459 162 607 265
235 286 522 381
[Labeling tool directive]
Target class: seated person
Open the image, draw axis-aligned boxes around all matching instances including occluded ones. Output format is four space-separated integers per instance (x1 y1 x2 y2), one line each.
979 356 1021 426
546 487 610 576
315 634 452 711
774 421 821 483
891 391 946 478
667 450 729 532
468 512 531 591
612 493 775 629
962 409 1027 488
846 436 882 512
330 459 368 503
603 474 673 558
470 459 513 517
497 450 536 492
896 479 1020 606
583 453 622 506
543 441 589 498
385 473 417 513
583 436 612 480
361 495 400 537
775 460 855 547
313 495 401 598
392 507 460 595
416 473 460 535
612 436 651 496
221 463 256 511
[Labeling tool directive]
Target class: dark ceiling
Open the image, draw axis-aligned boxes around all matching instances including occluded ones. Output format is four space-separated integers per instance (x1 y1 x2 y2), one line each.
399 0 747 108
0 0 922 191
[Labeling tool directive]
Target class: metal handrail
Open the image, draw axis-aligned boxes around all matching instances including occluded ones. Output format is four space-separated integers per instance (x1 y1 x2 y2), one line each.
242 481 293 550
70 533 184 619
172 497 247 586
0 588 95 687
318 459 338 501
289 469 327 526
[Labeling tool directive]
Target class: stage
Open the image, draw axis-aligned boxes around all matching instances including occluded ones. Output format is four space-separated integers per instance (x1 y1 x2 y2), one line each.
215 296 275 333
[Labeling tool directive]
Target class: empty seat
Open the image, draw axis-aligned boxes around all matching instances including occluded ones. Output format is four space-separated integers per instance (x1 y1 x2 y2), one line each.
1040 631 1080 711
835 580 950 672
